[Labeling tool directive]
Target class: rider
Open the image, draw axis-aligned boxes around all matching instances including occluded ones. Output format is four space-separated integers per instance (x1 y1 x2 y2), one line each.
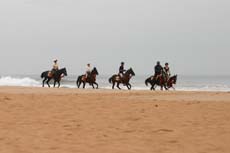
51 59 59 76
86 63 92 79
119 62 126 78
154 61 163 80
163 63 171 81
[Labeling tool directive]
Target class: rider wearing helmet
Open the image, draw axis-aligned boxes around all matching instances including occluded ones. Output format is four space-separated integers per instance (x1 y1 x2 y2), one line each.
119 62 126 77
154 61 163 79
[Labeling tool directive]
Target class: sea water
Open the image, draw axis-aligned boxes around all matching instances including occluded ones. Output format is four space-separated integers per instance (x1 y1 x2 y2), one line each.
0 74 230 92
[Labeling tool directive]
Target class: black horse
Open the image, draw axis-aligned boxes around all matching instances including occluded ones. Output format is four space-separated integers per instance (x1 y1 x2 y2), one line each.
145 75 177 90
76 67 99 89
41 68 67 88
109 68 135 90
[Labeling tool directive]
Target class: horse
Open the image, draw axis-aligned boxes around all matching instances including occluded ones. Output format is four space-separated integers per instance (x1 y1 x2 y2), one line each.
109 68 135 90
41 68 67 88
145 75 177 90
76 67 99 89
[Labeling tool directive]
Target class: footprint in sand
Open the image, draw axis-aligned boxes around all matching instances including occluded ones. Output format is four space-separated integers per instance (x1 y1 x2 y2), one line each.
153 129 174 133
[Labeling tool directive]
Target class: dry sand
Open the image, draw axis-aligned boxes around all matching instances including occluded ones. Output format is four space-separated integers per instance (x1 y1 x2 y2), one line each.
0 86 230 153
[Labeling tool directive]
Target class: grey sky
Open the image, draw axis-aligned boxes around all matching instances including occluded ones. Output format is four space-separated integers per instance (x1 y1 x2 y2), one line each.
0 0 229 76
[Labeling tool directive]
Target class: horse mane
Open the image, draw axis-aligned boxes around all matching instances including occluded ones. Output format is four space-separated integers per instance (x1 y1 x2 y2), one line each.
91 67 98 75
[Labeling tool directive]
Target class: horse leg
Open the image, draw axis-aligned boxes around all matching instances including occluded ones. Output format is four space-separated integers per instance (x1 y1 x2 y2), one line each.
53 80 56 88
164 85 168 90
117 83 121 90
78 81 81 88
150 85 153 90
161 85 163 90
47 78 51 88
58 81 60 88
125 84 129 90
152 83 156 90
83 82 86 89
127 83 131 90
94 82 99 89
112 82 115 89
92 83 95 89
42 78 47 87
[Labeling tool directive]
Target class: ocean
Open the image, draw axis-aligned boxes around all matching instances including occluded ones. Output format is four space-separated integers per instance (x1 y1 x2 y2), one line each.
0 74 230 92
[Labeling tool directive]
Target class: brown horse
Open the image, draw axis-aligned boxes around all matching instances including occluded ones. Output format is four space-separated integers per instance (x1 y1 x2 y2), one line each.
145 75 177 90
109 68 135 90
76 67 99 89
41 68 67 88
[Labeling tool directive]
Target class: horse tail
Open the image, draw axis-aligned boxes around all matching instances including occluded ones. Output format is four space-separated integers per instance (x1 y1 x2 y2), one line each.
76 76 81 86
109 76 113 84
145 77 150 86
41 72 45 78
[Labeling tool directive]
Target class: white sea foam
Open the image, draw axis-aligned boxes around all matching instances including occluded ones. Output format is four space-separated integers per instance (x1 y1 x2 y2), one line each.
0 75 230 92
0 76 40 87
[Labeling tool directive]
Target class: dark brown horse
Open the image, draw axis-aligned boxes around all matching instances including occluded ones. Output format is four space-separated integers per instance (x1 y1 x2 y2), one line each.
41 68 67 88
145 75 177 90
76 67 99 89
109 68 135 90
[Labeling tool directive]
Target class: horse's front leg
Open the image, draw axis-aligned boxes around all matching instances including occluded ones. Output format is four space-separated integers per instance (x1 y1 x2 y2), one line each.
160 85 163 90
151 83 155 90
150 85 154 90
53 80 56 88
112 82 115 89
164 86 168 90
94 82 98 89
92 82 95 89
127 83 131 90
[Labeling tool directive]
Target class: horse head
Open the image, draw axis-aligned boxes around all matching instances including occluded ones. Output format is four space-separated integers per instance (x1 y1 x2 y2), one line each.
170 75 177 84
174 75 177 84
126 68 135 76
92 67 99 75
60 68 67 76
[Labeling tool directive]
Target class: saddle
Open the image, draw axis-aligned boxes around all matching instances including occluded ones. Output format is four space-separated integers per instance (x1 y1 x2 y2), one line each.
82 75 87 81
82 75 92 82
154 74 163 82
48 71 53 77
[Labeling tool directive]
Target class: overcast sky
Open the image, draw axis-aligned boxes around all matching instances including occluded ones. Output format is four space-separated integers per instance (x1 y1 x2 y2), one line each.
0 0 229 76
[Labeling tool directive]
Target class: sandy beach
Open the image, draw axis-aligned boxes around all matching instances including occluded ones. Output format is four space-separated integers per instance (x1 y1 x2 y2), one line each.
0 87 230 153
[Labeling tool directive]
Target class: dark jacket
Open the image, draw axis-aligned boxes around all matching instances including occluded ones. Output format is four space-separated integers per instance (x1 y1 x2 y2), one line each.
119 65 125 74
155 65 163 75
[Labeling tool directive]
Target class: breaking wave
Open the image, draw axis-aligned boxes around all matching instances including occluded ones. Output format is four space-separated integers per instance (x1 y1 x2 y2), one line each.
0 76 40 87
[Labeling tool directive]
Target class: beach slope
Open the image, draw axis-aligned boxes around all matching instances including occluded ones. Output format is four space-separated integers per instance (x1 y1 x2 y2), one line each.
0 87 230 153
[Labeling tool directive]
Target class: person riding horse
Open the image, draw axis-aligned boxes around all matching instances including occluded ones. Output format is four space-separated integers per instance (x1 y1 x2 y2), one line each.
163 63 171 82
119 62 126 78
109 67 135 90
154 61 163 80
86 63 91 78
76 67 99 89
85 63 93 84
51 59 59 77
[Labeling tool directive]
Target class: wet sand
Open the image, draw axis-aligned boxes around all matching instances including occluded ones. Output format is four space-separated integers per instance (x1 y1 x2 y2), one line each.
0 87 230 153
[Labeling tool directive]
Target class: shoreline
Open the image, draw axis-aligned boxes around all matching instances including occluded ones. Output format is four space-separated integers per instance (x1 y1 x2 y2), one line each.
0 85 230 93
